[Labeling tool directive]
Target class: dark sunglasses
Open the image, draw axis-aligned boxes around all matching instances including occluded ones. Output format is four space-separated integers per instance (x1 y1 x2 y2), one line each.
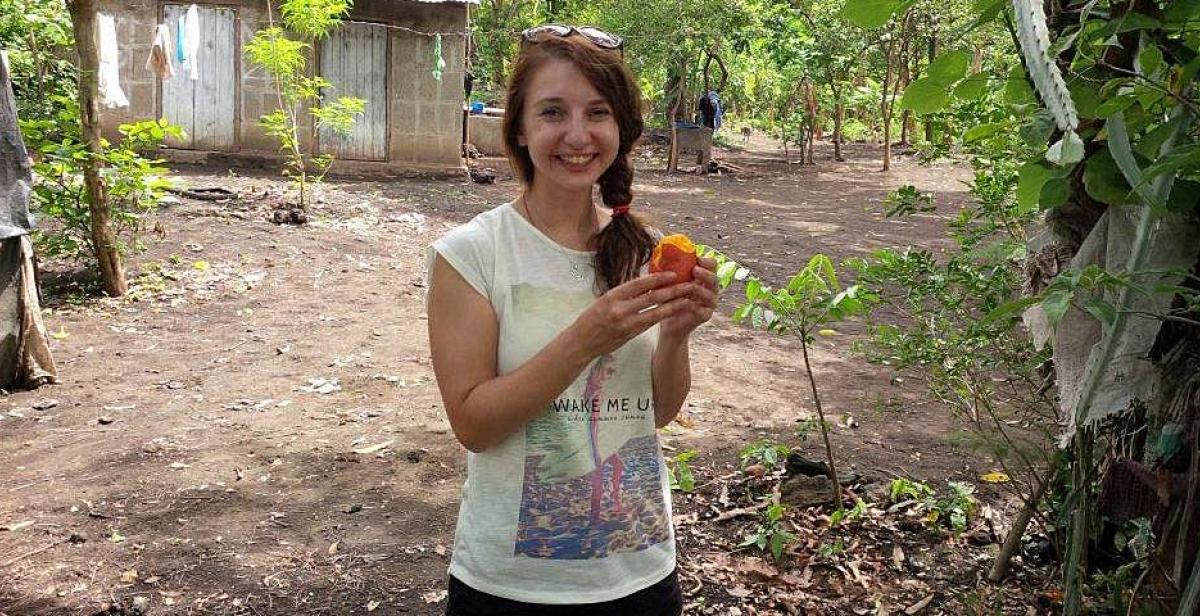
520 24 624 53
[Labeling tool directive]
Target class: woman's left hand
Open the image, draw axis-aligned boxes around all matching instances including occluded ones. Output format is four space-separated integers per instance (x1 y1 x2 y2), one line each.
659 256 719 341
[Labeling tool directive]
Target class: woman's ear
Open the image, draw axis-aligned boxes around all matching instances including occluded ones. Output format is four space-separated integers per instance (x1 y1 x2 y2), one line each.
517 131 527 147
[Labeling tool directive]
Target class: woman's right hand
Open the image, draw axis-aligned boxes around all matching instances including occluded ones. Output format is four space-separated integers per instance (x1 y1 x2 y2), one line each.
570 272 691 358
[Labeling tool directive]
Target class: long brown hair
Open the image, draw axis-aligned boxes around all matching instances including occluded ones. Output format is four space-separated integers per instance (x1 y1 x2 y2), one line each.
502 35 655 293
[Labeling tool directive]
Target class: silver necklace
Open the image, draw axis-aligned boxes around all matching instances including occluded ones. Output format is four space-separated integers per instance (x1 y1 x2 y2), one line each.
522 195 593 281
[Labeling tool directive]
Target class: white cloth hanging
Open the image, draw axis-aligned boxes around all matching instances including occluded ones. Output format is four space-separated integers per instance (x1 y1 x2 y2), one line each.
145 24 174 80
184 4 200 80
96 13 129 108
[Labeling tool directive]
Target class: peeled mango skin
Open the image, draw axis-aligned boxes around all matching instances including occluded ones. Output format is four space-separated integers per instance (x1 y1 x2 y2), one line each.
649 234 698 283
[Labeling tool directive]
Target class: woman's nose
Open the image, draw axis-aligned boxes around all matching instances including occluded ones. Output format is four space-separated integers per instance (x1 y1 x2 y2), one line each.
563 113 590 146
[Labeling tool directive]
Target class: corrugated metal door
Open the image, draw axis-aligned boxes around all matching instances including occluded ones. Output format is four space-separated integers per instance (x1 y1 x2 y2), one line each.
318 22 386 161
161 5 237 150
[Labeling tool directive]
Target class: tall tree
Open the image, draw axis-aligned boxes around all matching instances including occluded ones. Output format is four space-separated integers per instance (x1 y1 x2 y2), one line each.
65 0 125 296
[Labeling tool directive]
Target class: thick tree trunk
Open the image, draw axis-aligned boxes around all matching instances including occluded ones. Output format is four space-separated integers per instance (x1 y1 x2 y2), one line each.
66 0 126 296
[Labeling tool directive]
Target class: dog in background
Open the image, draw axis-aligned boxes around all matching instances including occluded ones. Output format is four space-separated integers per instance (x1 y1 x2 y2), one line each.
740 126 752 143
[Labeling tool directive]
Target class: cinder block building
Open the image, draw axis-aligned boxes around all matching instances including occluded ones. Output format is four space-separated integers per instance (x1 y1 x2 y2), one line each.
97 0 474 174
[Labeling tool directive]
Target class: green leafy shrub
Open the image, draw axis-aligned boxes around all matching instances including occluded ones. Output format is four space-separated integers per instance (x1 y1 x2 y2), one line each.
667 450 697 493
738 440 791 472
739 502 795 560
24 100 181 264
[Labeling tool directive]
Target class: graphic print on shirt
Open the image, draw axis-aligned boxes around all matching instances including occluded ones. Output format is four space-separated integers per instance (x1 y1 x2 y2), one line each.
510 284 669 560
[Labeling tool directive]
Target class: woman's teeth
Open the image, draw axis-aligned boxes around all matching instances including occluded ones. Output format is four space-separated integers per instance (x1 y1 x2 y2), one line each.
560 154 594 165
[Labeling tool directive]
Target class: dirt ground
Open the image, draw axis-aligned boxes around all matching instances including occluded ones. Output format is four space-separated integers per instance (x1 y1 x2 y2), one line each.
1 136 1049 615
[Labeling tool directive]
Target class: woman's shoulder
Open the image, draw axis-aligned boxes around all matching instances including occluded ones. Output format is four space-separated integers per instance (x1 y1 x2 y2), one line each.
434 201 515 246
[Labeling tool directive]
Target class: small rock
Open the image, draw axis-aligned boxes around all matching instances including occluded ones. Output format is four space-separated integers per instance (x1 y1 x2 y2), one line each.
97 416 114 425
406 450 427 464
32 399 59 410
132 595 150 614
344 503 363 514
780 474 832 508
68 532 87 544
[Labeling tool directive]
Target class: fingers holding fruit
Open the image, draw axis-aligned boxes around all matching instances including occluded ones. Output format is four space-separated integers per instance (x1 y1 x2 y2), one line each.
572 271 688 358
651 237 719 339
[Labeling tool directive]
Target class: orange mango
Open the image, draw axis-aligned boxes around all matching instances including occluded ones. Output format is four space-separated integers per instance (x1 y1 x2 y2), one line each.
649 234 698 283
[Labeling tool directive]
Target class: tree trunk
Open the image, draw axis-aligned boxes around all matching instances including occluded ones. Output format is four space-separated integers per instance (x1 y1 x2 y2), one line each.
66 0 126 297
925 34 937 143
881 37 895 171
800 328 843 513
834 98 844 161
666 56 686 174
990 456 1061 582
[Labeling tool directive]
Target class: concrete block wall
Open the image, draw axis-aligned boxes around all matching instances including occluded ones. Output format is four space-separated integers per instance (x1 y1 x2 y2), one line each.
368 3 466 168
98 0 468 173
97 0 160 137
468 114 504 156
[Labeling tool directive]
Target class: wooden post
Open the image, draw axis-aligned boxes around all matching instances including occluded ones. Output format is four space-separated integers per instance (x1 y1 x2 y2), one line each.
66 0 126 296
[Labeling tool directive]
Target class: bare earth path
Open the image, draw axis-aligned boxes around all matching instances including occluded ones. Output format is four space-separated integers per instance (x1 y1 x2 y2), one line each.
1 138 1037 615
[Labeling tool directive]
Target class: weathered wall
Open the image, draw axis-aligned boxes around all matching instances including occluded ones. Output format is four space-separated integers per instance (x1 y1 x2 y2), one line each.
354 2 466 168
468 114 504 156
97 0 468 173
96 0 158 135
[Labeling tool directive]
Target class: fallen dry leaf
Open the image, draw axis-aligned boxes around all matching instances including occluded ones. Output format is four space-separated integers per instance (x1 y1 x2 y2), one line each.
352 440 395 455
422 589 448 604
905 594 934 614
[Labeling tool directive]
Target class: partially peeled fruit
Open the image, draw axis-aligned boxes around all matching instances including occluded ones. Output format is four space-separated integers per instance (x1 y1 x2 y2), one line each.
649 234 698 283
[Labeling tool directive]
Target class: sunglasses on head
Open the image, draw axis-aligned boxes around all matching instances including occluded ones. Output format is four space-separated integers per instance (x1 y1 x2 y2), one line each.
520 24 624 53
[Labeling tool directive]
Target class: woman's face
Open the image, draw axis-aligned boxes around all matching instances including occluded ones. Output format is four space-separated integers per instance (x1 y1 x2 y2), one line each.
518 58 620 195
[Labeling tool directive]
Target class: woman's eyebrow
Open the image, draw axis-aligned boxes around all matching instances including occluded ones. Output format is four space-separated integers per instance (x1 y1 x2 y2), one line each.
531 97 610 106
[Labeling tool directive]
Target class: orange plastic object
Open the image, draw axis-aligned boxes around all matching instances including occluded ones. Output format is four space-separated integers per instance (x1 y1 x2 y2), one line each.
649 234 698 283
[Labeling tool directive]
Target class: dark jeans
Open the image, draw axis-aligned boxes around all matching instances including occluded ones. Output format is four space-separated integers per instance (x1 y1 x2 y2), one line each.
445 569 683 616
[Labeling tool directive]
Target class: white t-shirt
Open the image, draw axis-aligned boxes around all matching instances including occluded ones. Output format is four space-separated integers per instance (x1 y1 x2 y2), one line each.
425 201 676 604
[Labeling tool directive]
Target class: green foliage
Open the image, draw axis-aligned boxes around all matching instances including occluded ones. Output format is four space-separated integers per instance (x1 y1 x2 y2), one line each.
887 478 976 532
739 502 795 560
244 0 364 209
883 185 935 217
0 0 76 123
667 450 698 492
817 538 845 558
889 477 935 502
279 0 350 39
726 253 873 339
22 100 181 265
829 497 869 526
939 481 977 532
840 0 914 29
738 440 791 472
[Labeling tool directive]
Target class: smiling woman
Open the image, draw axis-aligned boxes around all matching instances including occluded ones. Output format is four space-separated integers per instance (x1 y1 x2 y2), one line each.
425 24 720 616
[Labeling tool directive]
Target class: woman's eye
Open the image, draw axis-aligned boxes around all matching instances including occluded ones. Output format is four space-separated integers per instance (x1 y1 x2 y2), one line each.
590 108 611 118
540 108 563 118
